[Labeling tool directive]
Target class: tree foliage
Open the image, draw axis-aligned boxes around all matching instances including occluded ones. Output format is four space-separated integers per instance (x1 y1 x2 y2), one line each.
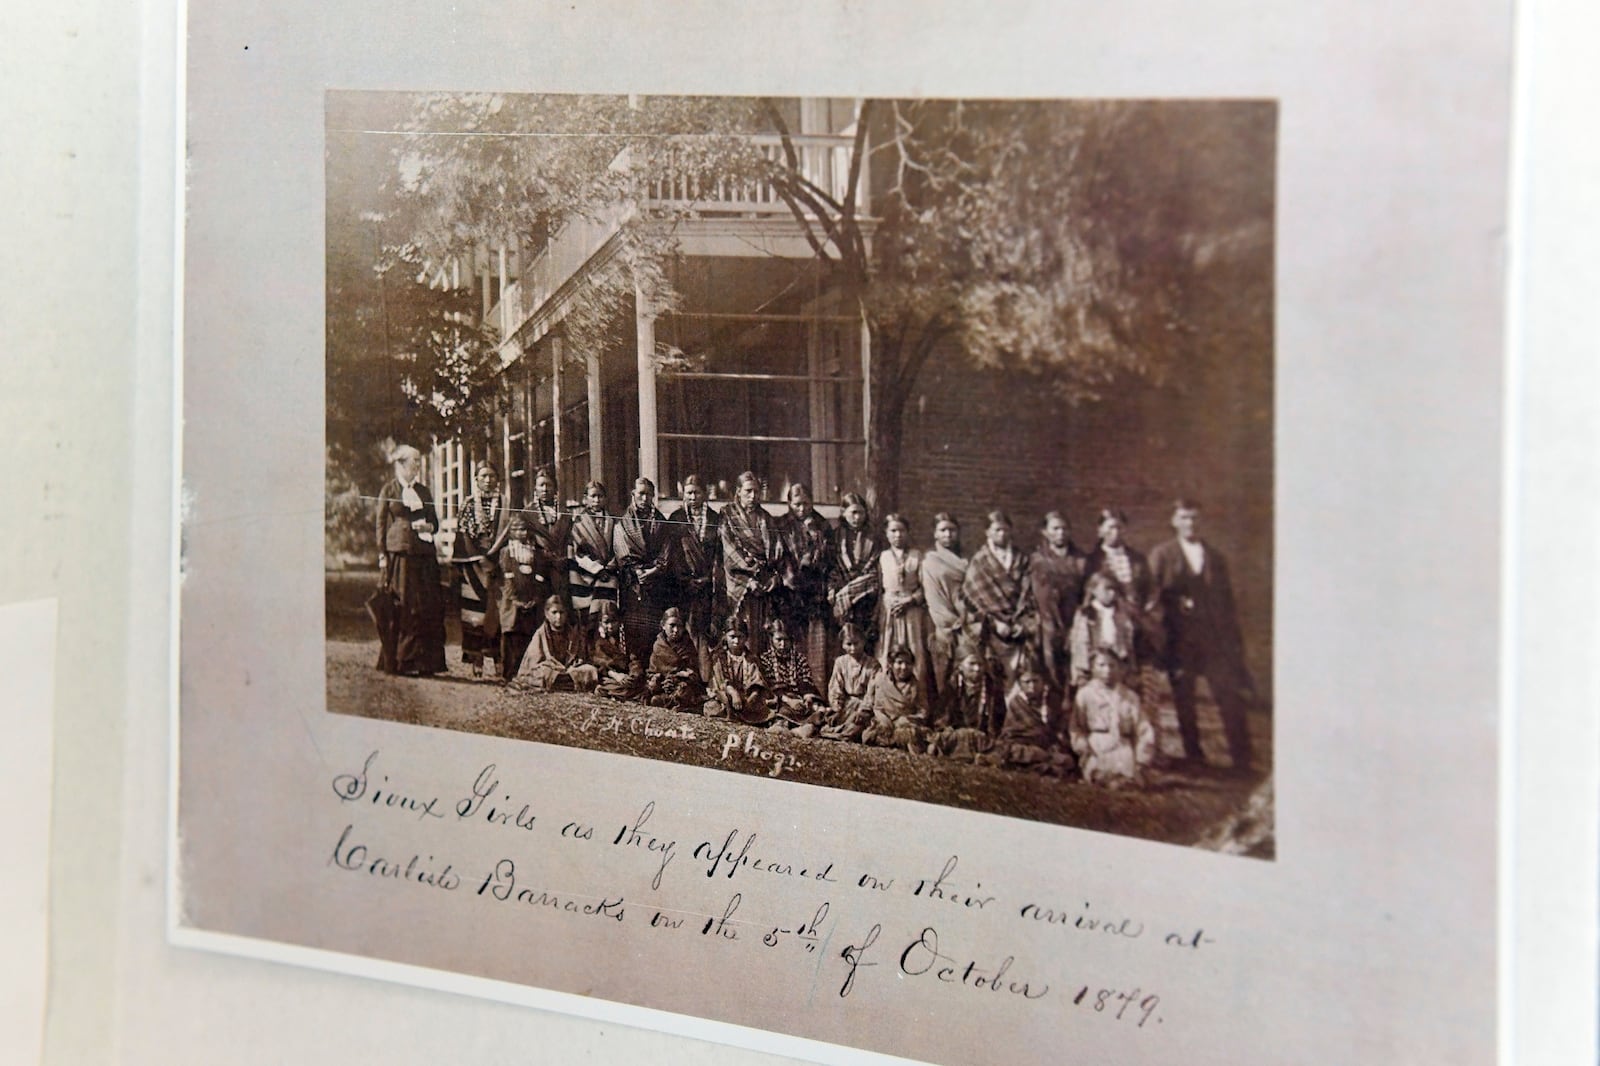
347 92 1273 510
374 245 502 444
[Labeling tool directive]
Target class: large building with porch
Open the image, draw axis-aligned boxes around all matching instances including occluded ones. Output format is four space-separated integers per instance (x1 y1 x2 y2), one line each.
427 97 871 517
419 97 1274 691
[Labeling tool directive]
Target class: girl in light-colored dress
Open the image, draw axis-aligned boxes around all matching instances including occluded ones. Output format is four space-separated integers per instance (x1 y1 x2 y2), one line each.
1069 651 1156 787
861 645 931 751
876 513 933 701
920 512 968 699
822 623 879 741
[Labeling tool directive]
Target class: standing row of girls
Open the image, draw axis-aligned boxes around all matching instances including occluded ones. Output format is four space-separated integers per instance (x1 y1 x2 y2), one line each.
380 444 1253 782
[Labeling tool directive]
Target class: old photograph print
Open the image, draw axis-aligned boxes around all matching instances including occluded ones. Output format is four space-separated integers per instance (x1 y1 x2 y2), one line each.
325 92 1275 856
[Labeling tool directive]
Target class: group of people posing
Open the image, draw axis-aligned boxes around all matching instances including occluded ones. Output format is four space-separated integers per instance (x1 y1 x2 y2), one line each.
374 446 1260 787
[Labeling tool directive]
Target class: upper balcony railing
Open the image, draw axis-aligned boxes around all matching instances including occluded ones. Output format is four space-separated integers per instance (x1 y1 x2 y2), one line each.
643 133 868 217
484 132 867 345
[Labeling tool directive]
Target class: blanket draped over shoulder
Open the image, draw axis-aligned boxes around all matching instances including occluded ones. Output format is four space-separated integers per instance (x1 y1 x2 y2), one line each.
829 525 881 627
921 546 968 631
455 492 507 641
963 544 1036 631
720 501 778 615
616 503 668 573
567 509 619 616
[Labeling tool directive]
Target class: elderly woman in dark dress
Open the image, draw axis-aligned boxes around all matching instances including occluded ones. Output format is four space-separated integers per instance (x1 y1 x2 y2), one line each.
719 471 781 656
374 444 447 676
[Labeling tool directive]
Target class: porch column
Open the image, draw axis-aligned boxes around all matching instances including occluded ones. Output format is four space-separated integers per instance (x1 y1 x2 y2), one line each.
497 245 509 337
636 288 659 484
807 314 827 493
859 311 872 466
500 374 513 489
586 350 604 482
551 335 563 485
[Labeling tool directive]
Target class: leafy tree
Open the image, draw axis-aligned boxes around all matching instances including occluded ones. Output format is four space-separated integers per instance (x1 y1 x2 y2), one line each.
357 93 1272 511
374 245 502 445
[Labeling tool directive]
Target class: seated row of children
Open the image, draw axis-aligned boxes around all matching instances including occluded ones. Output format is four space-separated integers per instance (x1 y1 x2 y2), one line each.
512 593 1157 787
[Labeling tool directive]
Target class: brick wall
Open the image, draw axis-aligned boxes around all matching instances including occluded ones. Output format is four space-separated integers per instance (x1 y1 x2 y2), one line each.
896 341 1274 694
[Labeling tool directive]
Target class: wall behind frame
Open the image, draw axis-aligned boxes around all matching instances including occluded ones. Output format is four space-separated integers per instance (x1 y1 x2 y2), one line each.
1 1 138 1063
0 0 1584 1064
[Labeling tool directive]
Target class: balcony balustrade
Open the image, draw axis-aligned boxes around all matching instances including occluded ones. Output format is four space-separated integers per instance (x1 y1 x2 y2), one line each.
483 132 866 345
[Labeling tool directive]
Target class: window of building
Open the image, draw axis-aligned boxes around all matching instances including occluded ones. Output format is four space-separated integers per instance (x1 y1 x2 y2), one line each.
655 310 864 502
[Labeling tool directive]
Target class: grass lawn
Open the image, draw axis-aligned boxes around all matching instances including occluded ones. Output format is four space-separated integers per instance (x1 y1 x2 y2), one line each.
327 570 1273 857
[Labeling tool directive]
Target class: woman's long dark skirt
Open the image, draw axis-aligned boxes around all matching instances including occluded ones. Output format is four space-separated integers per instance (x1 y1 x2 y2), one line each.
391 552 447 675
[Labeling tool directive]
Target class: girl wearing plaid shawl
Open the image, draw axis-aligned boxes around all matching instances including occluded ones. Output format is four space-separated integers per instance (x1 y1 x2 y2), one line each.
719 472 781 656
828 492 881 651
455 462 510 679
615 477 669 656
647 607 707 710
774 482 835 685
961 510 1039 692
760 618 827 729
566 480 620 626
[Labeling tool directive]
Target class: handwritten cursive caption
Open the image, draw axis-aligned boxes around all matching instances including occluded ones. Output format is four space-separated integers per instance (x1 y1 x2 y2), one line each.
324 749 1222 1032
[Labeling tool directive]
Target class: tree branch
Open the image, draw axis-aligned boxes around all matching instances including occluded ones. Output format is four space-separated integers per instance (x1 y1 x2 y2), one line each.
759 97 840 267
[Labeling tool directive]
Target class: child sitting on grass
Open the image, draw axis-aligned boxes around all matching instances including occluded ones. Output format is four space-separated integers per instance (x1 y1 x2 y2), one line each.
1069 650 1155 787
515 595 598 693
861 645 931 752
646 607 706 711
820 623 879 741
760 618 827 734
704 620 770 725
591 601 646 701
925 647 999 759
991 662 1073 775
939 647 1001 734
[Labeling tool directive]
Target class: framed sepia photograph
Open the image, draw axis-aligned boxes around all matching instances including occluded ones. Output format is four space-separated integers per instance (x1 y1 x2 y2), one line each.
172 4 1511 1065
323 90 1276 852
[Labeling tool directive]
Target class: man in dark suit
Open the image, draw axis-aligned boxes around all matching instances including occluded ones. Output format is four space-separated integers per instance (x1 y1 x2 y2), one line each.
373 444 447 676
1148 498 1255 773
